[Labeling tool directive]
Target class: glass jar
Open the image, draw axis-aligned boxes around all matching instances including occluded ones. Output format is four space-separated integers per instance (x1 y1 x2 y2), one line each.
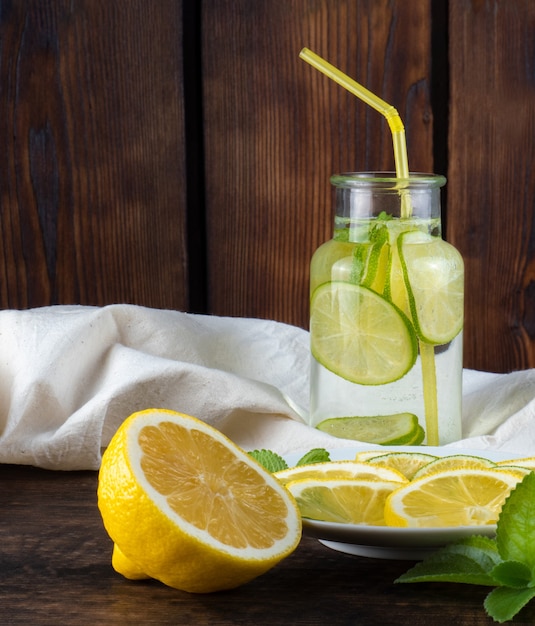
309 172 463 446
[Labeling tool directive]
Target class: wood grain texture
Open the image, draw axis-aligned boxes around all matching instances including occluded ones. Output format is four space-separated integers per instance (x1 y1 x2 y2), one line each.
201 0 434 328
1 0 534 374
3 463 531 625
448 0 535 372
0 1 188 310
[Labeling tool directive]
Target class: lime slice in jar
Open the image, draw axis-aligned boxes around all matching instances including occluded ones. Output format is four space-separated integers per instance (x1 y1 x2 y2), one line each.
397 231 464 345
361 240 389 294
384 238 411 318
310 282 417 385
349 224 390 294
316 413 421 445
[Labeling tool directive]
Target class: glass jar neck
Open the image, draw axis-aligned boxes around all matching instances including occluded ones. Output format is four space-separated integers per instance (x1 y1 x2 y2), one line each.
331 172 445 242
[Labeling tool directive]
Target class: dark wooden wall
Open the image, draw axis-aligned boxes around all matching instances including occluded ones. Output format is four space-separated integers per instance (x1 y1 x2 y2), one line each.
0 0 534 374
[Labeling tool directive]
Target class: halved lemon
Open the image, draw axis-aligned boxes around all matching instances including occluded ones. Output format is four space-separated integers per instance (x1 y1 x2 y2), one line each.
310 282 417 385
274 461 407 486
98 409 301 593
111 544 150 580
384 468 524 528
286 477 401 525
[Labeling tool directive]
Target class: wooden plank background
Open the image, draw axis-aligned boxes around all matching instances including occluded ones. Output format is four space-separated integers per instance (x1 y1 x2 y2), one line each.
448 0 535 373
201 0 434 326
0 0 534 374
0 0 188 310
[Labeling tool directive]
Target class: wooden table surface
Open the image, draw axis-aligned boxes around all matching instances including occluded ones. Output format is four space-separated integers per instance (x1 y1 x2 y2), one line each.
2 464 534 626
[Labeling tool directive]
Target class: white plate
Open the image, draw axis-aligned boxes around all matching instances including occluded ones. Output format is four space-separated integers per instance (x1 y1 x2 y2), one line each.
284 445 524 560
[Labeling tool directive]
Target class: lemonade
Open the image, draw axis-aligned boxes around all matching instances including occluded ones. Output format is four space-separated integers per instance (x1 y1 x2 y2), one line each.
309 173 464 446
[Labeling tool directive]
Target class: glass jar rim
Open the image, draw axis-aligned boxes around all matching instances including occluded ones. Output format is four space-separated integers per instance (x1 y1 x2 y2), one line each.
330 171 446 189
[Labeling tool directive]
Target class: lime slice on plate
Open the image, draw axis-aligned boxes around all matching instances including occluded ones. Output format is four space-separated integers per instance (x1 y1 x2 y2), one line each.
411 453 497 479
316 413 421 445
310 282 417 385
365 451 438 480
397 231 464 345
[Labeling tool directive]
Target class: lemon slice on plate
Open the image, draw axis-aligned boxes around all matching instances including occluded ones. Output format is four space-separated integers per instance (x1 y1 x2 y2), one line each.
384 467 525 528
286 477 402 525
274 461 407 486
354 450 394 463
496 456 535 470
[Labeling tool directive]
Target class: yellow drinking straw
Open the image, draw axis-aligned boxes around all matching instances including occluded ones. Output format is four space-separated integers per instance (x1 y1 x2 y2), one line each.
300 48 440 445
299 48 410 183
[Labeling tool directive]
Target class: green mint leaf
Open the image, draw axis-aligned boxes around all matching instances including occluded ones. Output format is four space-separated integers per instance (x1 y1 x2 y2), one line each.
397 474 535 623
376 211 393 222
248 449 288 472
370 223 390 244
496 472 535 569
350 246 367 284
396 536 500 586
296 448 330 466
484 586 535 623
491 560 533 588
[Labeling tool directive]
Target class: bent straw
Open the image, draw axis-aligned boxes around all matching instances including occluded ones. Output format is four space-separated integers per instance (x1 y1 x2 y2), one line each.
299 47 409 184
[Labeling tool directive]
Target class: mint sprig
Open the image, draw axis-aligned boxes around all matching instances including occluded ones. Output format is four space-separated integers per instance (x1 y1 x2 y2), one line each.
248 447 330 472
396 472 535 623
248 449 288 472
295 448 331 465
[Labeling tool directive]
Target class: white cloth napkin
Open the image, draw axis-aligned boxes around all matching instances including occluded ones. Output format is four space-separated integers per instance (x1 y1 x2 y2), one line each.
0 304 533 470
